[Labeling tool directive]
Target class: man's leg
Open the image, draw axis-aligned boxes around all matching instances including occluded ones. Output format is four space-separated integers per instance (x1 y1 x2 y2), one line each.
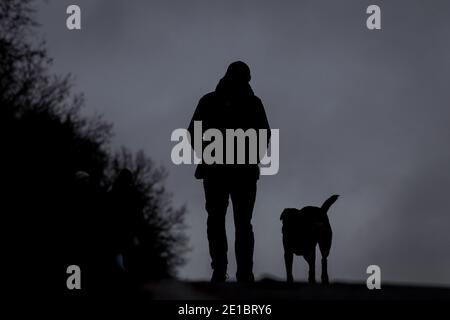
203 178 229 281
230 179 257 282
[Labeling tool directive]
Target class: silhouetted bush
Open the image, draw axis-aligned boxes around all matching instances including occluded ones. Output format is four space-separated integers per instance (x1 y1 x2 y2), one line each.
1 0 186 286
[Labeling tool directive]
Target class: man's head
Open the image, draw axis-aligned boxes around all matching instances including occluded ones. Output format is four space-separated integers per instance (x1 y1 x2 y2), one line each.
224 61 251 84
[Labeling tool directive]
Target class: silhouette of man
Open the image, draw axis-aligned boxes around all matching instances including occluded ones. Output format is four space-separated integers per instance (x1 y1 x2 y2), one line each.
188 61 271 282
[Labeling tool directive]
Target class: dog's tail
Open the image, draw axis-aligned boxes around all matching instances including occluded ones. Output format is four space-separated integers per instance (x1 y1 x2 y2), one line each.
321 194 339 214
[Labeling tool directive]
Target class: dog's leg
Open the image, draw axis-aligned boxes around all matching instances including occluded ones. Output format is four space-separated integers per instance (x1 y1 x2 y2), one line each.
284 251 294 283
321 256 329 284
319 232 331 285
305 249 316 284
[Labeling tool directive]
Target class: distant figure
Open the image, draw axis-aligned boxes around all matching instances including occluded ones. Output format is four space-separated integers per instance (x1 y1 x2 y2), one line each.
68 171 93 262
280 195 339 284
188 61 271 282
108 169 142 274
66 170 104 290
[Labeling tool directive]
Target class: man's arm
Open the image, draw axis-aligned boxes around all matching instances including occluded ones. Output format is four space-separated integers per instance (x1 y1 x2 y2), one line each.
187 97 205 149
255 98 271 163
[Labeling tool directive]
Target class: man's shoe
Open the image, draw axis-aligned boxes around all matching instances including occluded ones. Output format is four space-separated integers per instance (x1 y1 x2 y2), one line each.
210 271 227 283
236 273 255 283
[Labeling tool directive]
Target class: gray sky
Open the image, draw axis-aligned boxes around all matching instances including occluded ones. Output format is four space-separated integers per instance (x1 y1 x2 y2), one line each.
37 0 450 285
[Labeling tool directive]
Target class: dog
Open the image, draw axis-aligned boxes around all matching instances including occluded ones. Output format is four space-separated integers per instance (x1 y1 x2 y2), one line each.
280 195 339 284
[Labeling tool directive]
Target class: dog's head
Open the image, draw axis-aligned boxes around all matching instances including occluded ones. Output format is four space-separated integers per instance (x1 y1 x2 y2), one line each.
280 208 300 222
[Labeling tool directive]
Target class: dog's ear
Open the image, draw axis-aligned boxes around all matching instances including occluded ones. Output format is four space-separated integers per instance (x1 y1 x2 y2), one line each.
280 209 288 220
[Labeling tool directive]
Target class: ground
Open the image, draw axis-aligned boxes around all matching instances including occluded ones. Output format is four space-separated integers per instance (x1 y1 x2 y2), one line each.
141 278 450 301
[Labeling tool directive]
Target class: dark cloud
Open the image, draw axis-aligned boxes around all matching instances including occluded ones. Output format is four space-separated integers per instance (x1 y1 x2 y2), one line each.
36 0 450 285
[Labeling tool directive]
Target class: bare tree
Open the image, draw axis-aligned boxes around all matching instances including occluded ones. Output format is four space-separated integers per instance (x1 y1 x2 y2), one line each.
1 1 187 290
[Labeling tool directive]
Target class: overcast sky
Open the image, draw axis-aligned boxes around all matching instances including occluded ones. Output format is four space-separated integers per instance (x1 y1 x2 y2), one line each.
36 0 450 285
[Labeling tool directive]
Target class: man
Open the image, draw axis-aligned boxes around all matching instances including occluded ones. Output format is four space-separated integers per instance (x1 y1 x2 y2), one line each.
188 61 271 282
